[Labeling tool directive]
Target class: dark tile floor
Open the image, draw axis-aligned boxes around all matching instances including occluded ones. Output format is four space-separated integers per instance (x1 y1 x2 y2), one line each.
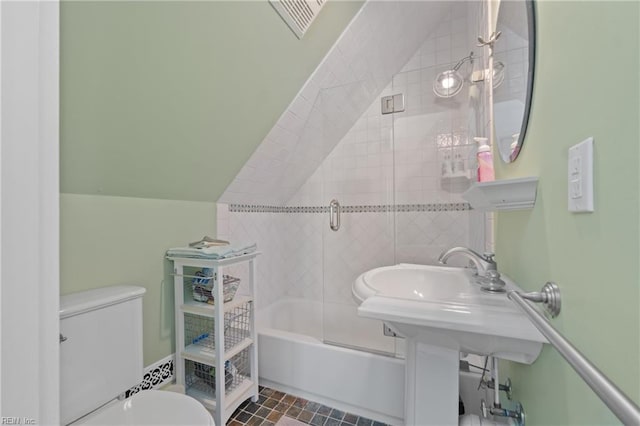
227 386 389 426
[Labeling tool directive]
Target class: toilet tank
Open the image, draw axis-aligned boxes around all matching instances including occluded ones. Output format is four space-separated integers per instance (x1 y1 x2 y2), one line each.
60 286 146 425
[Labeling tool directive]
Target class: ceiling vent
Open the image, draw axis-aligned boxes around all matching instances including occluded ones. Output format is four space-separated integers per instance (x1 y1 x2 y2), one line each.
269 0 327 39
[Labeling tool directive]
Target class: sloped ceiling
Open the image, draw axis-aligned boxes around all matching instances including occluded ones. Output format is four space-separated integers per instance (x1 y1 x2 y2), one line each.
219 1 450 206
60 0 363 201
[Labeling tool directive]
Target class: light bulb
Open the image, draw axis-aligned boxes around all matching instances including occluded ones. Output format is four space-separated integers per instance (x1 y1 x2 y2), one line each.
441 77 456 89
433 70 463 98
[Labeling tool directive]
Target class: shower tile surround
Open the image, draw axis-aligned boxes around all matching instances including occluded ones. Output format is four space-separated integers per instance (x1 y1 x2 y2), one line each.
218 2 488 313
219 204 476 311
215 4 493 418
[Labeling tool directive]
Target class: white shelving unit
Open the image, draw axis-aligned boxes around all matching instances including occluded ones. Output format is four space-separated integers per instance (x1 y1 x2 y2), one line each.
168 252 260 426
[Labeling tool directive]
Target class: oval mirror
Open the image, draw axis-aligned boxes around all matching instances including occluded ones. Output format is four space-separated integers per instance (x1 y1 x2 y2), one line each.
493 0 535 163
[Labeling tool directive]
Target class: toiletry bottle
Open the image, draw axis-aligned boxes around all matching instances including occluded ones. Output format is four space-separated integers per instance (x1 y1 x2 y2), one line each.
441 152 452 177
474 137 495 182
453 151 465 176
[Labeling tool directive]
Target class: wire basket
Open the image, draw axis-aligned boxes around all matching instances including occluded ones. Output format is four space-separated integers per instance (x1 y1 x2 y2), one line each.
184 302 251 353
191 269 240 304
184 348 250 397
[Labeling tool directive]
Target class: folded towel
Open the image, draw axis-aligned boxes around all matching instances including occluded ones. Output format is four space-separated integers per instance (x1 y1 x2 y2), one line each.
189 236 230 249
167 242 257 260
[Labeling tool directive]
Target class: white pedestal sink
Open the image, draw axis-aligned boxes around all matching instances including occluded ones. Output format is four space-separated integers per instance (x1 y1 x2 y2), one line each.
353 264 547 425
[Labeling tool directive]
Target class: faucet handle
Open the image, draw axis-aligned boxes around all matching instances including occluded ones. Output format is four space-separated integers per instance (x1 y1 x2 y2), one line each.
483 252 496 262
483 253 498 269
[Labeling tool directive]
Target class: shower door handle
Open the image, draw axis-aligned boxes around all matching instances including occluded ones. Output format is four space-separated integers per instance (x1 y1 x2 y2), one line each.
329 199 341 232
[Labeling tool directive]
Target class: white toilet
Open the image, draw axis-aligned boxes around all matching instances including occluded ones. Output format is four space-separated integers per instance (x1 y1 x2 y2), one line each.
60 285 215 425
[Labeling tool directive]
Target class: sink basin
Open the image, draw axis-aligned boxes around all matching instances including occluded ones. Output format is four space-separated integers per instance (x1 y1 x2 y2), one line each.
354 263 546 425
354 263 546 363
353 264 474 303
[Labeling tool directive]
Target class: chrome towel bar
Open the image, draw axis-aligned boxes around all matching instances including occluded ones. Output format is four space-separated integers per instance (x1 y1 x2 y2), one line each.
508 286 640 425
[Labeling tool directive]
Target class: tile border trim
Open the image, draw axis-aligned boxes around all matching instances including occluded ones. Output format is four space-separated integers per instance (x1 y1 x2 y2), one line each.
229 203 471 213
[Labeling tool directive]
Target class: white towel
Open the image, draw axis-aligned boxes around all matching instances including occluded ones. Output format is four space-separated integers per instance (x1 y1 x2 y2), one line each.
167 242 257 260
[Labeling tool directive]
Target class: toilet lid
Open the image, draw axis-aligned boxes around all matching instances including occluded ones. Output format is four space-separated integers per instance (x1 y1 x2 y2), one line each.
74 390 215 425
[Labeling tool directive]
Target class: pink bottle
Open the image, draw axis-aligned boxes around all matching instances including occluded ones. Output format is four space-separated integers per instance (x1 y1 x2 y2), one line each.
475 137 495 182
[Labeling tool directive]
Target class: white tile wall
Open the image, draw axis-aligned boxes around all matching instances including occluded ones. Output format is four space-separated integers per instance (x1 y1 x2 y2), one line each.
323 212 396 305
493 25 528 104
289 2 485 209
395 210 471 266
220 205 477 310
218 2 492 345
218 203 324 309
217 206 284 308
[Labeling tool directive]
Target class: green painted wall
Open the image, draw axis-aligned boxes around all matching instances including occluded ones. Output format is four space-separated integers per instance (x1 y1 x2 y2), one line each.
61 194 217 365
60 1 362 365
494 2 639 424
60 0 363 202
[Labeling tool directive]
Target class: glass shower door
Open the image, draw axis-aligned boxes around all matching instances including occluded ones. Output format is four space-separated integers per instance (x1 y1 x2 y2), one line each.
319 82 398 355
316 65 484 356
391 62 480 268
315 0 485 356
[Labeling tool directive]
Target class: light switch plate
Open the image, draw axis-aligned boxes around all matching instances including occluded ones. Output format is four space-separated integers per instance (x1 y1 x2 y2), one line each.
568 137 594 213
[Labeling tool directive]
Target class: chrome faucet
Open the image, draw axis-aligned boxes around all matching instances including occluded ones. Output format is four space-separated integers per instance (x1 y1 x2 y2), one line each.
438 247 506 293
438 247 497 275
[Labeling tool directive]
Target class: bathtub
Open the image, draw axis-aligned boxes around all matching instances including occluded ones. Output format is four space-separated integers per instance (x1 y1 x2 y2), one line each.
257 299 490 424
257 298 405 425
